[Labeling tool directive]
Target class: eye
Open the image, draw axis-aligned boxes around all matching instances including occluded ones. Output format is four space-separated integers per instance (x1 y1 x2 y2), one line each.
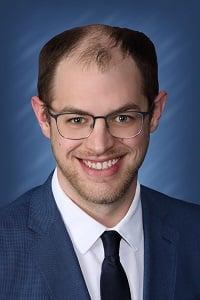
69 116 85 124
61 114 93 127
115 114 131 123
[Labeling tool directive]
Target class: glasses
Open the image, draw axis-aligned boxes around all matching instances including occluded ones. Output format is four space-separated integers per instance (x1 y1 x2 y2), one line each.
47 107 150 140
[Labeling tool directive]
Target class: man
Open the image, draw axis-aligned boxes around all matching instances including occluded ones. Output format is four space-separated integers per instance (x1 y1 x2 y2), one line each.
0 24 200 300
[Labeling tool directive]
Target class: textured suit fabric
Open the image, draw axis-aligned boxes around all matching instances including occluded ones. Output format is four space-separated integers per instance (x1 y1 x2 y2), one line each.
0 173 200 300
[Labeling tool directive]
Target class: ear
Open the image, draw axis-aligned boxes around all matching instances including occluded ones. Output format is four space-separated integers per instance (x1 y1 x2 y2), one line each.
31 96 51 139
150 91 167 133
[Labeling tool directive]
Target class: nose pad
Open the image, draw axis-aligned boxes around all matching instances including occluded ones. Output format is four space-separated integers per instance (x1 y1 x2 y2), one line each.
84 119 115 155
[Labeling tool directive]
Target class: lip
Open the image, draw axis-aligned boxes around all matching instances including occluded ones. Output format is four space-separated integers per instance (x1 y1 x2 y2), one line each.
77 156 123 177
77 156 122 163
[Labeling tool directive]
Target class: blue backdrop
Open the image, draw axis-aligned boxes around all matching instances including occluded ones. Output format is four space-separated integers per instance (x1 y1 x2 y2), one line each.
1 0 199 206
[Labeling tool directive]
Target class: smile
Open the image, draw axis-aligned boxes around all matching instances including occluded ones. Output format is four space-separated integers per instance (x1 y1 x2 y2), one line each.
82 158 120 170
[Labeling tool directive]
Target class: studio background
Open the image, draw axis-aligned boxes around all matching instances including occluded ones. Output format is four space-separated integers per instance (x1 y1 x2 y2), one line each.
1 0 199 206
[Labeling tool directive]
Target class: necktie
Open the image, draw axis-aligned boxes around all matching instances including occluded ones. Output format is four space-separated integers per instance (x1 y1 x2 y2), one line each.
100 230 131 300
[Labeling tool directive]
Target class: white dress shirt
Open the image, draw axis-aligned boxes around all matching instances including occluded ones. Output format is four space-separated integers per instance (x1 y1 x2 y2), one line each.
52 169 144 300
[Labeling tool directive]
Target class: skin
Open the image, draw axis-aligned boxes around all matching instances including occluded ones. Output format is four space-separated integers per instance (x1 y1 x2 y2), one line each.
32 54 167 227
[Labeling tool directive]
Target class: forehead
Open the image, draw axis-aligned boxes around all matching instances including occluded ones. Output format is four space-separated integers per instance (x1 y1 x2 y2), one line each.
52 55 147 113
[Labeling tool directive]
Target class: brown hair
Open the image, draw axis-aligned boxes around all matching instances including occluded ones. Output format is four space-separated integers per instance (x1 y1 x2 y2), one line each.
38 24 159 109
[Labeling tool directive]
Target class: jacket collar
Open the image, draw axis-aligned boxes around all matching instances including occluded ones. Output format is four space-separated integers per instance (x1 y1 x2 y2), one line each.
141 185 179 300
28 173 91 300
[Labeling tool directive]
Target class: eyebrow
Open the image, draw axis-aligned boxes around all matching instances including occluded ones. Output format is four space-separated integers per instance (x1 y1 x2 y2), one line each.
51 102 141 115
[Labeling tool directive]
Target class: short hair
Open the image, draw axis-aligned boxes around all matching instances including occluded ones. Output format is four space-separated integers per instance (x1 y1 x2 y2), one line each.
38 24 159 109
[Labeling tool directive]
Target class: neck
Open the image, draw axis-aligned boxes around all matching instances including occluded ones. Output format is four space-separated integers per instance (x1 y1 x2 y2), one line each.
81 194 135 227
57 170 137 227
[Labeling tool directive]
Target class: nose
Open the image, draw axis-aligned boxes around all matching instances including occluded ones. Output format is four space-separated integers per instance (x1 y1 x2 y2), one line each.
84 118 115 155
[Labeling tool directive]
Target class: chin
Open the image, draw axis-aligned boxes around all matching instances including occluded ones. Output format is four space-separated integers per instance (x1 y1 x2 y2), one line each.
69 171 137 206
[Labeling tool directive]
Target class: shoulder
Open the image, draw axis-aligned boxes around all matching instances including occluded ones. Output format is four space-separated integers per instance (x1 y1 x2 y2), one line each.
0 187 40 255
141 185 200 230
0 185 42 230
0 173 54 252
0 172 53 224
141 184 200 210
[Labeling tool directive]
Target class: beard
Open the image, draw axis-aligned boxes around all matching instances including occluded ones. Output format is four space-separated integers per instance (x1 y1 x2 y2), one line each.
52 139 149 207
57 158 138 205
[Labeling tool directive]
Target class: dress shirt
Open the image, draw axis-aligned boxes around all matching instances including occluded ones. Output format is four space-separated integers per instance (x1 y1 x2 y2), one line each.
52 168 144 300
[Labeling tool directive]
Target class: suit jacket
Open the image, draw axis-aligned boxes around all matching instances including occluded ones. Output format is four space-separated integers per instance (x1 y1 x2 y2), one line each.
0 173 200 300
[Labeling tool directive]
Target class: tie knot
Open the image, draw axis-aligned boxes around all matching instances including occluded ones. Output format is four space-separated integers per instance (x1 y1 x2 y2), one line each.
101 230 121 258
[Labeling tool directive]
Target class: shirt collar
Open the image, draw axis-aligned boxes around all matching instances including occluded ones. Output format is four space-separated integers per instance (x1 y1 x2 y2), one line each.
52 168 143 254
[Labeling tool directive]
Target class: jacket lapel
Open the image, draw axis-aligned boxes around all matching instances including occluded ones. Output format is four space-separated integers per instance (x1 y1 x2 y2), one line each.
28 175 91 300
141 186 179 300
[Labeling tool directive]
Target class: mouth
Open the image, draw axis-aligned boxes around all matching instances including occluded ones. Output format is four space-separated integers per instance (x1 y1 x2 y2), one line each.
77 156 123 177
82 158 120 170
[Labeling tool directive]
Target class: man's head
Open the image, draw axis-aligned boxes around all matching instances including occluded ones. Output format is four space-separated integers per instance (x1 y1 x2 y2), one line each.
32 24 166 219
37 24 159 110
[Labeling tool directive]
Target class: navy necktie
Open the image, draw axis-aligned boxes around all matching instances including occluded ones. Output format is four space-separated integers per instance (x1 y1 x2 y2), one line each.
100 230 131 300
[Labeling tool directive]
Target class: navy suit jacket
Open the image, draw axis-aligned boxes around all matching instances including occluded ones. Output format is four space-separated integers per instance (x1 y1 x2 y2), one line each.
0 173 200 299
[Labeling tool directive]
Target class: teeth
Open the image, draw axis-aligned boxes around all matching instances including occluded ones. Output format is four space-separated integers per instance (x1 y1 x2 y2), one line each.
83 158 119 170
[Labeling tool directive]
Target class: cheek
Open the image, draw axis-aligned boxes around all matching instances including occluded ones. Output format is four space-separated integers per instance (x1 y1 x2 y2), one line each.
51 130 82 156
57 139 82 154
121 132 149 149
120 120 150 149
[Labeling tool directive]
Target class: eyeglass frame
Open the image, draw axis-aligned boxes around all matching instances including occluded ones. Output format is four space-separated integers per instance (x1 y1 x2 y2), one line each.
45 105 151 140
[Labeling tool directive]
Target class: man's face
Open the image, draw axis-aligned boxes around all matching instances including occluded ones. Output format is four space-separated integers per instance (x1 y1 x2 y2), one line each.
33 55 166 208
